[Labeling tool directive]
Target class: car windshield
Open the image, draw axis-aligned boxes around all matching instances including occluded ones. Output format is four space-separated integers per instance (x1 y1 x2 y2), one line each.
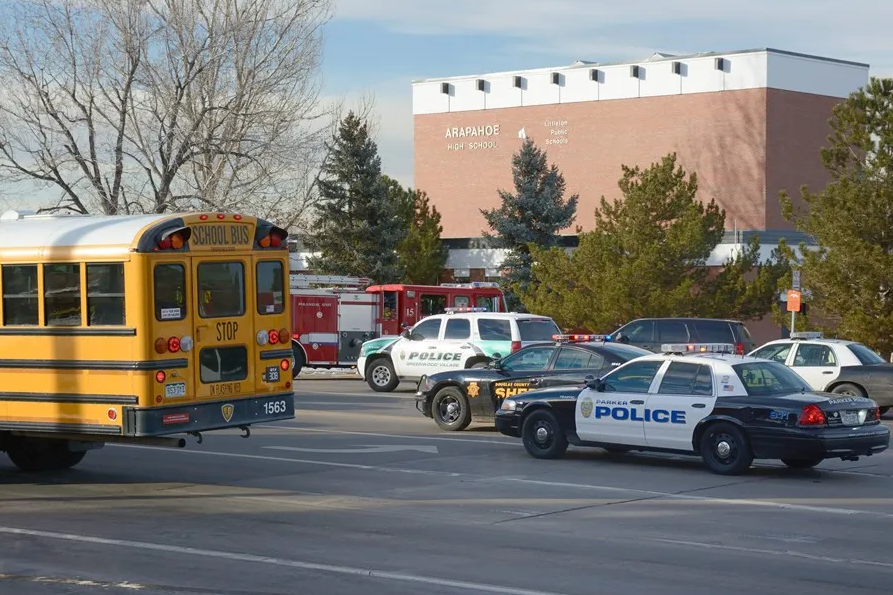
732 361 810 396
517 318 560 341
847 343 886 365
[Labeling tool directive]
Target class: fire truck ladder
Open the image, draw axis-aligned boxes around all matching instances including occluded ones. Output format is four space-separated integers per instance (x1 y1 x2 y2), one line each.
289 274 372 289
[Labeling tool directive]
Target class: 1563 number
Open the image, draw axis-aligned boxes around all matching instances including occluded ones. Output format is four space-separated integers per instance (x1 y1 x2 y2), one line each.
264 400 288 415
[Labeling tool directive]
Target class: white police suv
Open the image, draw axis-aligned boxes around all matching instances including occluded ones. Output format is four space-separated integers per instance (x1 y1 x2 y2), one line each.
494 343 890 475
357 308 561 392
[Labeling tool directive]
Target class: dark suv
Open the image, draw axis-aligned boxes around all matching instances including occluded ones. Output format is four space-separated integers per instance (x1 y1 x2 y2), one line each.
607 318 756 354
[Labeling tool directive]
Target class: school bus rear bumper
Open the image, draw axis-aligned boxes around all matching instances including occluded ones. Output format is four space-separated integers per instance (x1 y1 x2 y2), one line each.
122 392 295 436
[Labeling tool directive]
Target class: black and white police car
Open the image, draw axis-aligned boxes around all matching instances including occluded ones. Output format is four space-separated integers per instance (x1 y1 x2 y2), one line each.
494 343 890 475
749 332 893 415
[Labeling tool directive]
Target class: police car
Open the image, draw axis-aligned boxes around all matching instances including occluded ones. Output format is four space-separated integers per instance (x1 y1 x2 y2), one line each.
494 343 890 475
415 334 651 431
357 308 560 392
750 332 893 415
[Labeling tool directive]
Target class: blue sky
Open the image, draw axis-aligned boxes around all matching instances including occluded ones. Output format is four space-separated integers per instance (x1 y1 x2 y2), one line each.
324 0 893 189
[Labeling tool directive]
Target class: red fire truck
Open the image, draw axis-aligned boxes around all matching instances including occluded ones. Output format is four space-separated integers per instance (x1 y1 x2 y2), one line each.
288 274 507 376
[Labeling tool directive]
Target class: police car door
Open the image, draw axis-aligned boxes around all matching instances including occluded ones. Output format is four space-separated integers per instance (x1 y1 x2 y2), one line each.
394 317 444 377
576 359 664 445
643 361 716 451
788 342 839 391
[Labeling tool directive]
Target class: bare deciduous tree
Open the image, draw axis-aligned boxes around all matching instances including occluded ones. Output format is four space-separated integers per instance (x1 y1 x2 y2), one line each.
0 0 340 229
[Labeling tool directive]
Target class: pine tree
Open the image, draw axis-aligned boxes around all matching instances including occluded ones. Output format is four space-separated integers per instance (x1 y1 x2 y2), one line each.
520 153 787 331
779 77 893 356
481 137 578 304
387 178 448 285
304 112 406 282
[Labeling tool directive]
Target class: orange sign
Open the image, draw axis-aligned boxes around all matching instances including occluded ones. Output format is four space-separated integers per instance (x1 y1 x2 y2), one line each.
787 289 801 312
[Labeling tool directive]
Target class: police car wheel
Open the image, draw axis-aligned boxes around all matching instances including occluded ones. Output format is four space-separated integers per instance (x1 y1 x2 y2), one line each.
781 457 824 469
432 387 471 431
521 409 568 459
367 358 399 392
698 422 753 475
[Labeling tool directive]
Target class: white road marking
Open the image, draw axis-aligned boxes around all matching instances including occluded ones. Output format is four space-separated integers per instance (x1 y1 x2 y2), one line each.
645 537 893 569
502 478 893 518
293 391 416 399
265 444 438 454
108 444 893 519
264 424 518 446
112 444 462 477
0 526 569 595
0 574 144 589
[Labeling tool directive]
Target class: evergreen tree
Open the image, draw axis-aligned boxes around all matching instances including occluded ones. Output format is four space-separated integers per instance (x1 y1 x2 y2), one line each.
304 112 406 282
481 138 578 304
520 153 788 331
394 189 449 285
779 77 893 356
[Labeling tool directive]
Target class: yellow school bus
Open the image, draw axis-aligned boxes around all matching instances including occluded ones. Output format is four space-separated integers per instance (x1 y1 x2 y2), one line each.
0 209 295 472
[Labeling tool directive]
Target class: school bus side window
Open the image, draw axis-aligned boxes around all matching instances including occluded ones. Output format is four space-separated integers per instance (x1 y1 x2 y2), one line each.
87 263 126 326
44 263 81 326
256 261 284 315
154 264 186 321
198 261 245 318
1 264 39 326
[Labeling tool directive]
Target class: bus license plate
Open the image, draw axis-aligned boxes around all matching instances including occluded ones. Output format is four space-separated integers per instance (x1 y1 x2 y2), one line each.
165 382 186 398
266 366 280 382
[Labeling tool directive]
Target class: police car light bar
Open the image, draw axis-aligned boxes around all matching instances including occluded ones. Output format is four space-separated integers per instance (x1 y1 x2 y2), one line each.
552 334 607 343
444 307 489 313
790 332 823 340
661 343 735 354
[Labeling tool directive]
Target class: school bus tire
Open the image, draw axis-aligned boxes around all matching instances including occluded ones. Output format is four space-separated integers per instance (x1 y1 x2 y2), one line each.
366 357 399 392
5 437 87 472
291 341 306 379
431 387 471 431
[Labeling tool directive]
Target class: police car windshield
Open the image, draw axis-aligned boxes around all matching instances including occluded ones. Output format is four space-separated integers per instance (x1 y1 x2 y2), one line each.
732 361 809 396
517 318 561 341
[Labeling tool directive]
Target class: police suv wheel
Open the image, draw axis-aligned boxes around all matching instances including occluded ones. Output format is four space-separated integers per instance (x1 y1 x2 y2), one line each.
698 422 753 475
431 387 471 431
366 358 399 392
521 409 568 459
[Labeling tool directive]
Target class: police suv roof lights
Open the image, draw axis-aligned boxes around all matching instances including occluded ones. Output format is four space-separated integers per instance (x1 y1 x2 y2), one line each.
552 334 607 344
660 343 735 355
790 332 824 340
444 307 489 314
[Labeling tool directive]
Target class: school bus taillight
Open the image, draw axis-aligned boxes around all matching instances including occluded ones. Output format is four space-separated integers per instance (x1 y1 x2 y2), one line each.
154 335 193 353
155 227 190 250
269 329 279 344
155 371 166 383
279 329 290 343
280 359 290 371
258 230 284 248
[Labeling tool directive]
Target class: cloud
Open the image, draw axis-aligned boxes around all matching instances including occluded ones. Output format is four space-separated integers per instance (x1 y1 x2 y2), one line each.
333 1 893 73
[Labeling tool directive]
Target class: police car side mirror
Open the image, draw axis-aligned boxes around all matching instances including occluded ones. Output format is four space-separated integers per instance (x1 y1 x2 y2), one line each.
586 377 606 392
400 329 411 339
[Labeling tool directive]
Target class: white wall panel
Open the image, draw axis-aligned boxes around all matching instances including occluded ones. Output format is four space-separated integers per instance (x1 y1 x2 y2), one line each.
412 49 870 114
767 52 869 98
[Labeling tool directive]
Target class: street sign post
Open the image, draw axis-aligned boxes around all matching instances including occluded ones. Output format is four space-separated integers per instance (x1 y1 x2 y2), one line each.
792 270 801 291
787 289 801 333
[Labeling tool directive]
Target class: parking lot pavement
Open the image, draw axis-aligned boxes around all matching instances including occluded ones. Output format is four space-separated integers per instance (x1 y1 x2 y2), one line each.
1 379 892 595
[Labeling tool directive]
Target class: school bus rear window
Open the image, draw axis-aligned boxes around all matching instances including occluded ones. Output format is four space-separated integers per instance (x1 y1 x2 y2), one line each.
44 263 81 326
198 262 245 319
256 261 284 314
1 264 38 326
199 346 248 384
154 264 186 321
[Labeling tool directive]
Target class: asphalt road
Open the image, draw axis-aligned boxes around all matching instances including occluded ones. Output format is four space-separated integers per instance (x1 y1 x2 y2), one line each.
2 376 893 595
